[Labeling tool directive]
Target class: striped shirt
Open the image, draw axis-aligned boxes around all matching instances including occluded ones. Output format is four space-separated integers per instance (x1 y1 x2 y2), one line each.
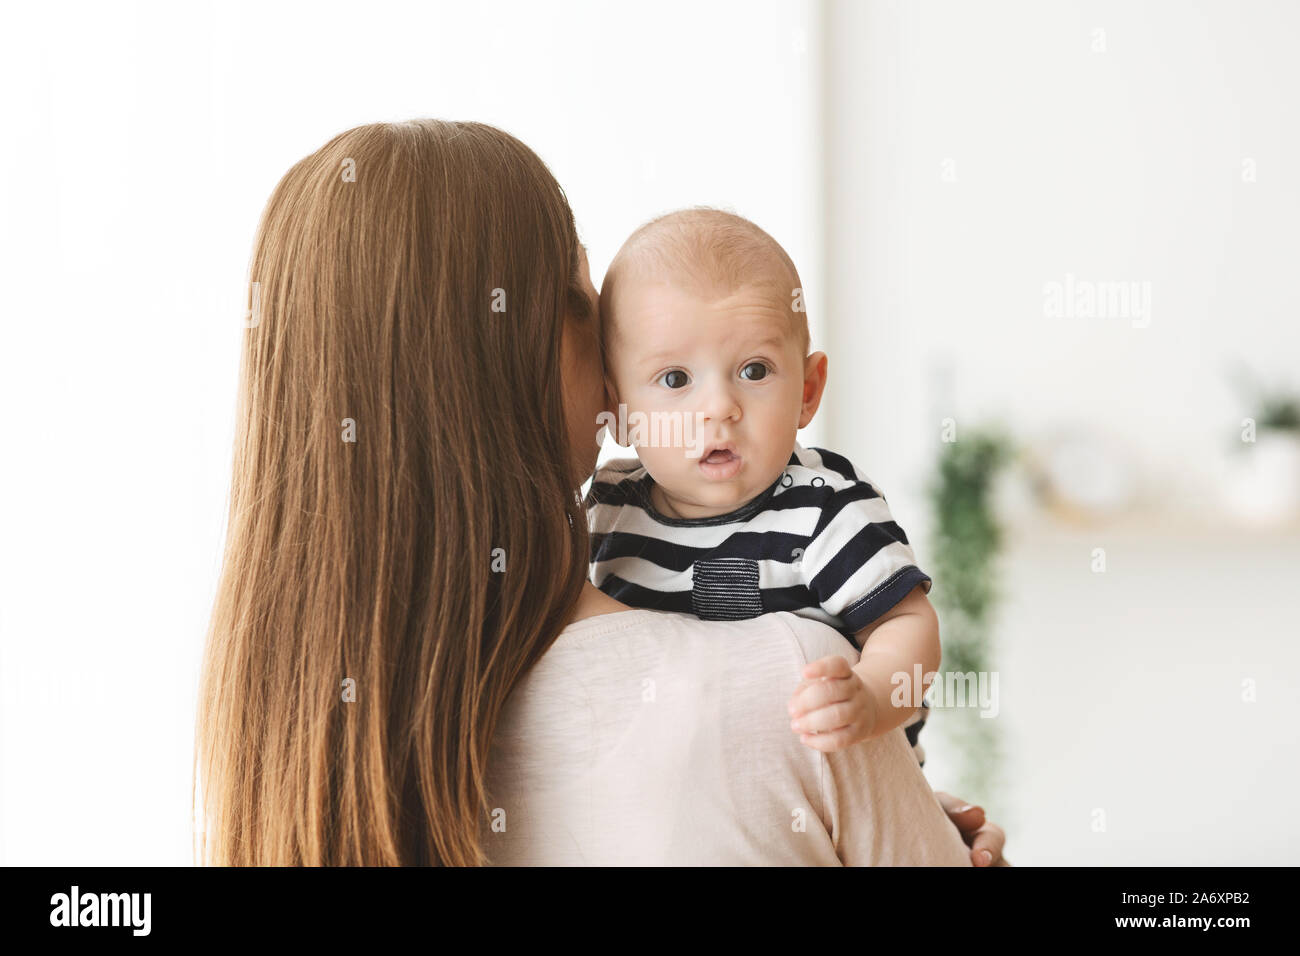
584 442 933 762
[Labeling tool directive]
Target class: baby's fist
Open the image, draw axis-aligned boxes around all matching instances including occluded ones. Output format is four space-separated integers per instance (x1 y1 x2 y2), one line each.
787 655 876 752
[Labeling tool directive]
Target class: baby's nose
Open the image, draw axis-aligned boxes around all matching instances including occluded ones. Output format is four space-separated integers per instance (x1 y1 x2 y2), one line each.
701 394 742 424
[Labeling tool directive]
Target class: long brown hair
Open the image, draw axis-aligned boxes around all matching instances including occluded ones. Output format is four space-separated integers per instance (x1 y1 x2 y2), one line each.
195 120 594 865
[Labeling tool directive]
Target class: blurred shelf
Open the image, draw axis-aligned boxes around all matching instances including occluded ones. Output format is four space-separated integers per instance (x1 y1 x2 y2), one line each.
999 508 1300 547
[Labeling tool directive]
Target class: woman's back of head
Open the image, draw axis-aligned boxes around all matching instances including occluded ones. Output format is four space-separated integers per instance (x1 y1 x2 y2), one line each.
196 119 597 865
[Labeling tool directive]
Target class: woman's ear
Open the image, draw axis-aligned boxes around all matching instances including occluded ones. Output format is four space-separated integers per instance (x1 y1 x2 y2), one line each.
798 351 829 429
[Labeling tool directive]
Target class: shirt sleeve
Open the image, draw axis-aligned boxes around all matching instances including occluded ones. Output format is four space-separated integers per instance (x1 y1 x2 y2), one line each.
584 457 643 515
821 720 970 866
799 478 932 636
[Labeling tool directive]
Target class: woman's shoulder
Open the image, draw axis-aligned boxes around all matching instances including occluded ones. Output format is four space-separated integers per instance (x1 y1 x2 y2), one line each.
763 611 863 667
542 608 859 732
553 607 857 665
495 609 852 864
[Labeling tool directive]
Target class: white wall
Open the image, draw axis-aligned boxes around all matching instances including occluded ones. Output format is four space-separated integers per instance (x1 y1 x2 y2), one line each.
822 0 1300 863
823 0 1300 530
0 0 822 864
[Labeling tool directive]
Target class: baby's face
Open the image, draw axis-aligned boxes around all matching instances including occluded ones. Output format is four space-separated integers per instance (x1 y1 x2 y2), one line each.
604 278 813 520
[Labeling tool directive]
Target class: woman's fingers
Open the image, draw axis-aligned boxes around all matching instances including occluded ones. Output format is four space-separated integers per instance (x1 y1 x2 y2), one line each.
933 791 1007 867
934 791 986 831
968 821 1008 867
933 790 967 815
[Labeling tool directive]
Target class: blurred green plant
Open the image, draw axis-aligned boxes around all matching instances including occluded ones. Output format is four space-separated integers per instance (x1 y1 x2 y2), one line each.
926 427 1014 808
1256 394 1300 431
1230 365 1300 433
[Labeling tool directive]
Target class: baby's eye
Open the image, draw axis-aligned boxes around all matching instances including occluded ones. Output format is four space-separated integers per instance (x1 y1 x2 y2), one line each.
740 362 770 382
657 369 690 389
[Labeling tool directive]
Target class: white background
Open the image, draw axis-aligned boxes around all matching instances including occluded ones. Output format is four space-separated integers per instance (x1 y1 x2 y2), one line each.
1 0 1296 865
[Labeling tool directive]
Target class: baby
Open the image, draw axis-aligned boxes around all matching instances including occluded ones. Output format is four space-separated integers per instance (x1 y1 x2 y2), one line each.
585 208 940 762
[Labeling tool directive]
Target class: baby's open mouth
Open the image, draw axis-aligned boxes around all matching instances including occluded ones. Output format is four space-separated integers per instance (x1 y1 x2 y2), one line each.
698 445 742 479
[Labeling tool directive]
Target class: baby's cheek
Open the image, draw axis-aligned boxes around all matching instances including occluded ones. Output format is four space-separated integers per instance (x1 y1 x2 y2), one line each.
632 441 687 490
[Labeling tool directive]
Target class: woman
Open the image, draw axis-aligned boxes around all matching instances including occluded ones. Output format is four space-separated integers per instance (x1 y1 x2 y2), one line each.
195 119 1007 866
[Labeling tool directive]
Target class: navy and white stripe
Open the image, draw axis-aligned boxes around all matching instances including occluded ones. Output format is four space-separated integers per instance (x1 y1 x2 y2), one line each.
584 443 934 764
585 443 931 639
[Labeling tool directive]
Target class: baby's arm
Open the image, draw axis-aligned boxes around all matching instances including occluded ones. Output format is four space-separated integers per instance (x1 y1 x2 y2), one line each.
788 585 940 751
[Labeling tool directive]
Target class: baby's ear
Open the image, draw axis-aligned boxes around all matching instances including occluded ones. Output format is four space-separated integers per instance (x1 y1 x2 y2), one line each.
798 351 829 428
601 374 634 447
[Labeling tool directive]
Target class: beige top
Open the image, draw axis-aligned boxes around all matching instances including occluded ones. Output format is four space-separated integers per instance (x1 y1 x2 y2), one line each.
483 608 972 866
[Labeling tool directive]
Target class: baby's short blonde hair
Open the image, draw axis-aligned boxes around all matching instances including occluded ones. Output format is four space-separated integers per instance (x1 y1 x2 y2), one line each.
602 207 810 356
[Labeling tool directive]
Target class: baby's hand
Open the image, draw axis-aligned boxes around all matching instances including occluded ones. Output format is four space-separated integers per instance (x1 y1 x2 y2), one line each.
787 655 877 752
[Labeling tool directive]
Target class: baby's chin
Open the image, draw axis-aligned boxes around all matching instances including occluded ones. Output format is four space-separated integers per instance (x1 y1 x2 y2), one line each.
650 465 773 518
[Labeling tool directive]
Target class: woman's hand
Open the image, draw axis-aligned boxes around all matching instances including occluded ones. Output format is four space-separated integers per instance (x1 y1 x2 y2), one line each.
934 791 1010 867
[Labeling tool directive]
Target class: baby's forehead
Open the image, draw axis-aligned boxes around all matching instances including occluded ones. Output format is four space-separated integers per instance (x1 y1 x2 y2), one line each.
607 269 796 340
613 266 792 313
606 277 800 361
